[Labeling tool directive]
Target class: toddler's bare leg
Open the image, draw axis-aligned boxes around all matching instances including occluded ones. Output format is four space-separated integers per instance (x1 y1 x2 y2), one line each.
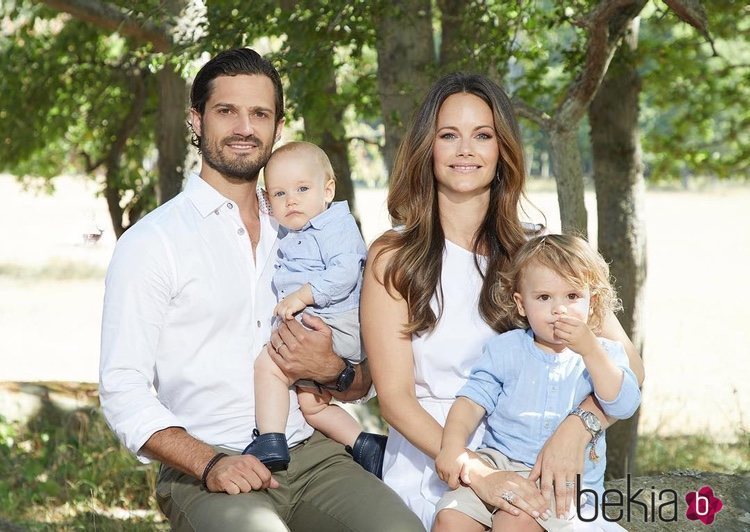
491 509 544 532
297 389 361 447
432 509 487 532
254 346 294 434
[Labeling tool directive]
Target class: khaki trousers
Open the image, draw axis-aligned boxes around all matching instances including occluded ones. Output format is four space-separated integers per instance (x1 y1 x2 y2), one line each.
156 431 425 532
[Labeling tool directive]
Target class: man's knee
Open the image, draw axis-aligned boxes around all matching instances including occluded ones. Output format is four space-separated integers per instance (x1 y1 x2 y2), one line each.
165 490 287 532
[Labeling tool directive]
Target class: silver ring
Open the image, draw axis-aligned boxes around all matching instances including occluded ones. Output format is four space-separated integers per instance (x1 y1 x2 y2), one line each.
275 341 285 350
501 490 516 505
565 480 575 488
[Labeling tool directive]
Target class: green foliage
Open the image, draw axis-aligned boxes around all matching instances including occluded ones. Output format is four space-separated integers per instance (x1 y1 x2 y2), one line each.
0 1 160 226
0 406 164 529
639 1 750 180
636 431 750 476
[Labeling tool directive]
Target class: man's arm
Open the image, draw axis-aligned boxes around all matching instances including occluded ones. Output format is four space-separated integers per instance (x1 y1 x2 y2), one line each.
142 428 278 494
267 313 372 401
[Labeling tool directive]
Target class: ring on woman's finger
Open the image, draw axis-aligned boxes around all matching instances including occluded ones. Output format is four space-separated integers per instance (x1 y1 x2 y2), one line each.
275 341 285 350
501 490 516 505
564 480 575 488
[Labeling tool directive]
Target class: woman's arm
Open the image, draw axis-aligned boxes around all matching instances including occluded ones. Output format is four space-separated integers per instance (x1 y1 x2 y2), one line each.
361 236 443 459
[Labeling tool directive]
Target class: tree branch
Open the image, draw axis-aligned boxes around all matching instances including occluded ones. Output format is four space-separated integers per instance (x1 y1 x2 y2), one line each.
511 97 551 128
40 0 172 51
347 135 383 147
557 0 647 126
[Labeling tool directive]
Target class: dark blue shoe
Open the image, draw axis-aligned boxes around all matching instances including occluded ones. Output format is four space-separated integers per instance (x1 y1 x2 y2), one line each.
242 429 290 472
346 432 387 479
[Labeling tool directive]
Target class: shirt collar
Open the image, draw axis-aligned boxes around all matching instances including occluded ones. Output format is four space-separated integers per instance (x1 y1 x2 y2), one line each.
306 200 350 230
184 173 266 219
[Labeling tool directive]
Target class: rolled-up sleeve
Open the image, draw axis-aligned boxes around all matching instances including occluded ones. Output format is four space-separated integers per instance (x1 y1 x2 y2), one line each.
456 343 504 415
594 340 641 419
99 224 183 463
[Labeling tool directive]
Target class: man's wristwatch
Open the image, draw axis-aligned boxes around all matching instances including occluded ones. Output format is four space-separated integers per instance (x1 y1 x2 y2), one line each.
318 358 355 393
569 407 603 461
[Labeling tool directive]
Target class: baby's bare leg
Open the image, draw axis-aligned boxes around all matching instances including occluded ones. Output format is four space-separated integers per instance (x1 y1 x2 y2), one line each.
254 346 294 434
297 389 361 447
432 509 487 532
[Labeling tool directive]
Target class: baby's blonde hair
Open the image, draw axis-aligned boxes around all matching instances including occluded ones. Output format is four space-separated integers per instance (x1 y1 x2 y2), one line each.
265 141 336 185
494 234 622 333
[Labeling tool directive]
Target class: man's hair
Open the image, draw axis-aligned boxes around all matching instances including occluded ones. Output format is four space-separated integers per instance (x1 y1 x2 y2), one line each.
189 48 284 149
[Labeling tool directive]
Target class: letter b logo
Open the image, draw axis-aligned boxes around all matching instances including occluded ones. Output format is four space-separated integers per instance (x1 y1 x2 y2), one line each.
685 485 723 525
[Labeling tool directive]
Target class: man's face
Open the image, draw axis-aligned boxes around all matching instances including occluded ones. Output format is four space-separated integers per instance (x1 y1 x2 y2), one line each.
191 74 283 182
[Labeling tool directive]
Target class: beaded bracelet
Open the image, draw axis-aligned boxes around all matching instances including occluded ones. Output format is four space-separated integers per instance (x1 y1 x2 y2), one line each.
201 452 228 491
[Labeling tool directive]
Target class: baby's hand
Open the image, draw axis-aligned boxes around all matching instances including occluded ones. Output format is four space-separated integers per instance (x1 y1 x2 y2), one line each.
274 296 307 320
553 315 598 356
435 446 470 490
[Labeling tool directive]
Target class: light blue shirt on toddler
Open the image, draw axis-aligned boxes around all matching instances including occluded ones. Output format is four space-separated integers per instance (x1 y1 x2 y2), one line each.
273 201 366 314
458 328 641 497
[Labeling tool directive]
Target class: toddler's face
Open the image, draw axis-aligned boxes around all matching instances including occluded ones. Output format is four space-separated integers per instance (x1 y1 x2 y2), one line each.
513 263 592 352
264 152 335 231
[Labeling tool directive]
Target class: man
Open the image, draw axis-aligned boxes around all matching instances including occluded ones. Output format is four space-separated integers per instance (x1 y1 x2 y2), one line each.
100 47 423 532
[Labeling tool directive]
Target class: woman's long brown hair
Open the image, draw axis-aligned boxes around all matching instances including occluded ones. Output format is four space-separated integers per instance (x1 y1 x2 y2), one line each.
376 73 535 335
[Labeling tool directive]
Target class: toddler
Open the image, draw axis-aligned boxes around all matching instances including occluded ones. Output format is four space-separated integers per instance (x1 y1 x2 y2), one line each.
433 234 641 532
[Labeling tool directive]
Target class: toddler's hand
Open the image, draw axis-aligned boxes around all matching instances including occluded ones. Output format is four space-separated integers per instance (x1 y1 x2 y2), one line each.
553 315 598 356
435 446 470 490
274 296 307 320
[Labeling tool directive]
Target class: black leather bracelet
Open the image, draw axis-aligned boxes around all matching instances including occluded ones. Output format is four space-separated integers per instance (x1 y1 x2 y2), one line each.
200 452 228 491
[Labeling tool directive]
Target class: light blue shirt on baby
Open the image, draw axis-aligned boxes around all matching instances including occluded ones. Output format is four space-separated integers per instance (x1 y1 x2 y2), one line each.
273 201 366 314
458 328 641 496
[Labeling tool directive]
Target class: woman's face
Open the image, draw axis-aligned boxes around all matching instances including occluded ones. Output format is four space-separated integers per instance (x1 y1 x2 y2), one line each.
432 92 500 199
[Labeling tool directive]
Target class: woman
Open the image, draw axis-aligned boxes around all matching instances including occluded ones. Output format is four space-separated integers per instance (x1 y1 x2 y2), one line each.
361 73 645 530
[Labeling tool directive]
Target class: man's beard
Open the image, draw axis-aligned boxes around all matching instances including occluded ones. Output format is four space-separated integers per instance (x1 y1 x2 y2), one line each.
201 134 272 182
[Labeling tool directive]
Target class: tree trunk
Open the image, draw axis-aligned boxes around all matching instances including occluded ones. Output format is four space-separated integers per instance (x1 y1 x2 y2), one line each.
156 65 187 204
373 0 435 175
548 127 588 236
104 71 148 238
589 20 646 479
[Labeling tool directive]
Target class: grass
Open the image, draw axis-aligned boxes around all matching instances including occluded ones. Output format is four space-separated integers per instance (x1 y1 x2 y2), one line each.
1 396 748 531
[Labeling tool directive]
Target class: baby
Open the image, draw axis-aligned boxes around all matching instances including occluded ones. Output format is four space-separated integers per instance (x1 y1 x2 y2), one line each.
243 141 385 476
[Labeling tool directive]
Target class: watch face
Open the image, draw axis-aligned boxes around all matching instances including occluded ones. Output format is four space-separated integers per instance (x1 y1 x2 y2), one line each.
585 413 602 432
337 365 355 392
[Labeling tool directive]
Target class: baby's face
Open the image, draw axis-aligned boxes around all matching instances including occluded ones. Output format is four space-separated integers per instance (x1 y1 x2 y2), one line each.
513 263 592 352
264 152 335 230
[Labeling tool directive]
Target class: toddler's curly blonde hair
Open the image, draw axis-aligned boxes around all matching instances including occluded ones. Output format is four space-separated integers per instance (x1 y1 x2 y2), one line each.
493 234 622 333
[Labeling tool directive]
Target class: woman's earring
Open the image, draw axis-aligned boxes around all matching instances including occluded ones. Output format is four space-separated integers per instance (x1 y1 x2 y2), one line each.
495 166 502 183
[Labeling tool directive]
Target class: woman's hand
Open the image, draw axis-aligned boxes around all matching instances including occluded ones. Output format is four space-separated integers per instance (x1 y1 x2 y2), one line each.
465 460 551 521
528 415 590 519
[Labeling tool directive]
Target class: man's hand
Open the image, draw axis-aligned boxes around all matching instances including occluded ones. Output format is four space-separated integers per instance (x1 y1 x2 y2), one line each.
204 454 279 494
267 313 340 383
553 315 599 356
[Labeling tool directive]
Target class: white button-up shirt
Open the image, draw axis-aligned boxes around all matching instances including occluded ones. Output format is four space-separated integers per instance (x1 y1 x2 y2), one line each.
100 174 313 463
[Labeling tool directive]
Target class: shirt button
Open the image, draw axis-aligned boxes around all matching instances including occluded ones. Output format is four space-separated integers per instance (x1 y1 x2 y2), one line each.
214 209 220 215
227 202 234 209
237 228 245 235
298 240 301 245
256 320 261 328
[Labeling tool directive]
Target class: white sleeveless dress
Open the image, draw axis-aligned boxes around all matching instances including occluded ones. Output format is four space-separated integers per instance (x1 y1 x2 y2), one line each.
381 240 497 530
